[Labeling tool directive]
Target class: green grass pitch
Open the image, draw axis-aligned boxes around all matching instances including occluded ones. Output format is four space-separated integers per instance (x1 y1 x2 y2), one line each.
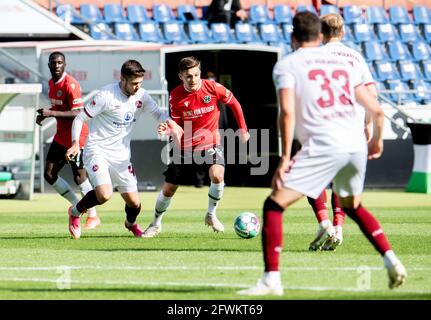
0 187 430 300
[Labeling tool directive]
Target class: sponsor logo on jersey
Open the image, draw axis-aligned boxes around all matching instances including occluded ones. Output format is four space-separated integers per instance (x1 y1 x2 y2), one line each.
135 100 142 108
203 95 211 103
124 111 133 122
72 98 83 105
50 98 63 105
56 90 62 97
92 164 99 172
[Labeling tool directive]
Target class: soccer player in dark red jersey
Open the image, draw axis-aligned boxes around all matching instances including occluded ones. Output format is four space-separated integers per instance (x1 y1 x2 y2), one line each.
142 56 250 237
36 51 100 230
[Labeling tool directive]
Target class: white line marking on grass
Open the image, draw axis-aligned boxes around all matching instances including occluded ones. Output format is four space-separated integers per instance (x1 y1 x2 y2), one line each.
0 277 430 294
0 266 429 271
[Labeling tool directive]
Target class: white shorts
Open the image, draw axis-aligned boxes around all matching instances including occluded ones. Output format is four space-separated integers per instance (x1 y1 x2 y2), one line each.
283 150 367 199
84 151 138 194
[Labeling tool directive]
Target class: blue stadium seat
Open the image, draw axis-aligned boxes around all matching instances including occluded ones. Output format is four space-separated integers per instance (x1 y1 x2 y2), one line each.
249 4 272 24
187 21 212 43
80 4 104 23
398 23 421 42
127 5 150 24
342 40 361 52
296 5 317 15
162 22 191 43
366 6 388 24
56 4 83 24
376 81 390 99
376 23 399 42
281 23 293 44
273 5 292 25
89 23 115 40
343 5 364 25
210 23 237 43
422 24 431 43
177 4 199 22
387 41 412 61
386 80 413 104
153 4 176 23
363 41 389 61
352 23 377 42
420 60 431 81
138 21 166 43
410 41 431 61
235 22 262 43
388 6 411 24
413 6 431 24
259 23 283 45
368 62 378 80
410 79 431 103
320 4 339 16
374 61 399 81
104 4 128 24
114 23 139 41
343 25 355 42
398 60 423 81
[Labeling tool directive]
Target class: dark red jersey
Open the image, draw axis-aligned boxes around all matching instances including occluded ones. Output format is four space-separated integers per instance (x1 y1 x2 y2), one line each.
48 73 88 148
169 79 247 150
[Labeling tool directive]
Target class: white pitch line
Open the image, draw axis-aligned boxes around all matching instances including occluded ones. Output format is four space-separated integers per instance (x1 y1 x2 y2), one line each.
0 265 429 271
0 277 430 294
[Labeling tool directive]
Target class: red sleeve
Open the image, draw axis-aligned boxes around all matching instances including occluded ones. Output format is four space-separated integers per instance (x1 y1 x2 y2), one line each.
67 79 84 110
212 81 247 132
169 94 183 127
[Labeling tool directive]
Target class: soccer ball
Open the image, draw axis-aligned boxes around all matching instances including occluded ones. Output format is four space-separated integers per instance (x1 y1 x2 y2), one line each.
234 212 260 239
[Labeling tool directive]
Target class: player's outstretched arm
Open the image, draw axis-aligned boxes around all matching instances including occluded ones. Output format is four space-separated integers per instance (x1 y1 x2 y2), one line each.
355 84 384 160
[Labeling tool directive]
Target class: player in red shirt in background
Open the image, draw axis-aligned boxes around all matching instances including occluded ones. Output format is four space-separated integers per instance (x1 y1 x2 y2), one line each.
142 56 250 237
36 51 100 230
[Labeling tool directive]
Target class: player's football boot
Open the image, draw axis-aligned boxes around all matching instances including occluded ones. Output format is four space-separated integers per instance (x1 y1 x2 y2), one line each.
84 216 101 230
386 261 407 289
205 213 225 232
124 221 144 237
309 224 335 251
142 224 162 238
68 206 81 239
237 279 284 296
321 227 343 251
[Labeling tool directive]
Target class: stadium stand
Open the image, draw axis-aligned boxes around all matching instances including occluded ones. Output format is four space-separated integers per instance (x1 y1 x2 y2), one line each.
235 21 262 43
138 21 166 43
103 3 128 24
273 4 293 25
177 4 200 22
249 4 273 24
152 4 176 23
210 22 237 43
187 20 212 43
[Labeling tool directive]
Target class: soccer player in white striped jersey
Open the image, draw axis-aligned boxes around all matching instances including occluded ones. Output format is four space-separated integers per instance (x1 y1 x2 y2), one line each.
308 13 379 251
65 60 182 239
238 11 406 296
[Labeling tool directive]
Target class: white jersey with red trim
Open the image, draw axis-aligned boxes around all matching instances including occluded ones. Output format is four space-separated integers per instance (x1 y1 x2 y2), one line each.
83 83 169 161
273 46 367 155
325 42 375 87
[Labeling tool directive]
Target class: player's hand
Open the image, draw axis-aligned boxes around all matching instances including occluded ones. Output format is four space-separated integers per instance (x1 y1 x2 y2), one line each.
66 144 80 163
239 130 250 143
368 138 383 160
37 108 52 117
35 114 46 126
157 122 169 135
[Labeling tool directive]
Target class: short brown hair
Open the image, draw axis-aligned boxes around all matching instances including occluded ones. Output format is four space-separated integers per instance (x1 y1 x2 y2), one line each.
292 11 321 43
321 13 344 39
121 60 146 79
178 56 200 73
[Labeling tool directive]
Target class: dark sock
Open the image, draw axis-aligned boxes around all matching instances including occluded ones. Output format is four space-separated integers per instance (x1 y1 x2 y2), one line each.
125 204 141 224
76 190 101 213
262 197 284 272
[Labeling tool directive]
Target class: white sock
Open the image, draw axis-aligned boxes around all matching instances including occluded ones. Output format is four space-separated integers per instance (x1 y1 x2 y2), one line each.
78 179 97 217
207 182 224 216
264 271 281 286
320 219 332 229
383 250 400 268
153 191 172 226
71 205 81 217
52 176 79 205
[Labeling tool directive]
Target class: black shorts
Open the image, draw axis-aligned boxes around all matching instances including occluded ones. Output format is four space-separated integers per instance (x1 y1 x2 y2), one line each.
163 145 225 185
46 140 84 169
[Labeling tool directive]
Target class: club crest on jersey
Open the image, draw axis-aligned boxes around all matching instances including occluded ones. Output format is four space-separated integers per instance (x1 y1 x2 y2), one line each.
56 90 62 97
92 164 99 172
135 100 142 108
128 165 135 175
203 95 211 103
70 83 75 90
184 101 189 107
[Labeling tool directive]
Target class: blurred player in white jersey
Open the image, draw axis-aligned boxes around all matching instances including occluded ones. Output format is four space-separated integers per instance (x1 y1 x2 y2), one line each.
238 11 406 296
308 13 379 251
65 60 182 239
